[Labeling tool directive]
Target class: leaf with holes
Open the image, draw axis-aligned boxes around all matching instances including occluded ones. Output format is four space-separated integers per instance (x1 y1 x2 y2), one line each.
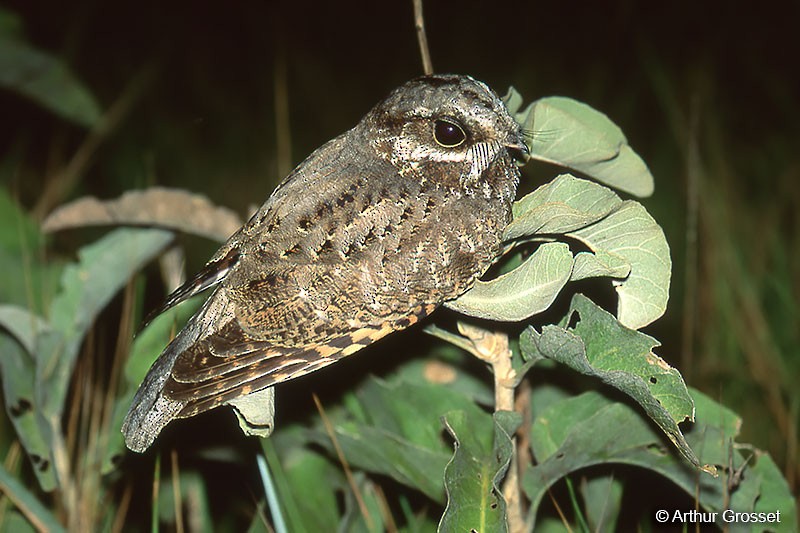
520 294 712 474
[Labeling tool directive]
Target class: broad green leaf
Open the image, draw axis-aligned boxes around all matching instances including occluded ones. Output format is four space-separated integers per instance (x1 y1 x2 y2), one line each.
522 390 728 529
505 174 622 239
308 379 480 501
523 388 796 531
510 91 654 197
735 453 798 531
438 410 520 533
0 37 100 127
338 475 389 533
570 250 630 281
501 87 524 117
569 201 671 328
0 511 38 533
528 392 657 462
229 386 275 438
22 228 173 487
0 337 55 490
0 305 51 355
522 294 707 473
580 475 622 532
445 242 573 322
40 228 173 419
0 463 65 532
310 424 449 502
0 307 59 490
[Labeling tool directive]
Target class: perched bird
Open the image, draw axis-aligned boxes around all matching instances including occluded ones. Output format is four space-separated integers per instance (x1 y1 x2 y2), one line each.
122 74 528 452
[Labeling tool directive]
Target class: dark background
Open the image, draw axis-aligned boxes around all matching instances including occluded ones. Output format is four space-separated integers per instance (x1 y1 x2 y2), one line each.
2 0 798 514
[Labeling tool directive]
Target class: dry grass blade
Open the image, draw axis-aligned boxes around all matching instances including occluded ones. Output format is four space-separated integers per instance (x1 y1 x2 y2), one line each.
171 450 184 533
312 394 373 529
33 64 158 221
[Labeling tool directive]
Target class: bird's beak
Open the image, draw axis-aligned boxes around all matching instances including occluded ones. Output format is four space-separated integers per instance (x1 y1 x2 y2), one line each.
504 133 530 163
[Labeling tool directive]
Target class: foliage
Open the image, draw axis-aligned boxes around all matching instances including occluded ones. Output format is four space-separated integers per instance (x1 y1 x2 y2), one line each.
0 5 797 532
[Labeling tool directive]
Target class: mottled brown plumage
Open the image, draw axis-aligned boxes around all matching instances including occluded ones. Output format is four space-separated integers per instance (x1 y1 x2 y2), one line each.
122 74 527 452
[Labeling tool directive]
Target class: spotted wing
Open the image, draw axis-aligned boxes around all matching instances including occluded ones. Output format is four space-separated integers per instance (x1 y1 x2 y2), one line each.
141 248 241 328
164 302 436 418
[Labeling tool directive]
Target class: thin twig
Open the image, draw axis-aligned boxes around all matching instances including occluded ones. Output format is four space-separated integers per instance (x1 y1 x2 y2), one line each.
110 482 132 533
273 31 292 179
681 92 701 379
412 0 434 75
312 394 373 529
34 63 158 220
151 453 161 532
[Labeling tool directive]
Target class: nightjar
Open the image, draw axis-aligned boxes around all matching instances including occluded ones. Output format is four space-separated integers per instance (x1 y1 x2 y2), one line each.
122 74 528 452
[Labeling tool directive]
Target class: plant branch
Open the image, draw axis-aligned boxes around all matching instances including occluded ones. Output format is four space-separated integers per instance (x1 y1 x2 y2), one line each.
456 322 524 532
412 0 433 75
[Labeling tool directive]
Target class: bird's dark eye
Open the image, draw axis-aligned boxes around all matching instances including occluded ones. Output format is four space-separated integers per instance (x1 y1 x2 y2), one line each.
433 118 467 148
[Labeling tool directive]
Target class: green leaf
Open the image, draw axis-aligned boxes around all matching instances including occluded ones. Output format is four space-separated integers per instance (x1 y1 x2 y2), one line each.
312 424 449 502
40 228 173 420
12 228 174 488
444 242 573 322
737 453 798 531
0 36 100 127
309 379 473 501
0 305 51 355
570 250 630 281
338 475 390 532
510 92 654 197
529 391 662 463
522 391 715 529
0 511 38 533
486 175 668 328
505 174 622 239
438 410 520 533
522 294 708 473
568 201 671 328
229 386 276 438
0 463 64 532
580 475 622 532
0 336 56 490
523 388 796 530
